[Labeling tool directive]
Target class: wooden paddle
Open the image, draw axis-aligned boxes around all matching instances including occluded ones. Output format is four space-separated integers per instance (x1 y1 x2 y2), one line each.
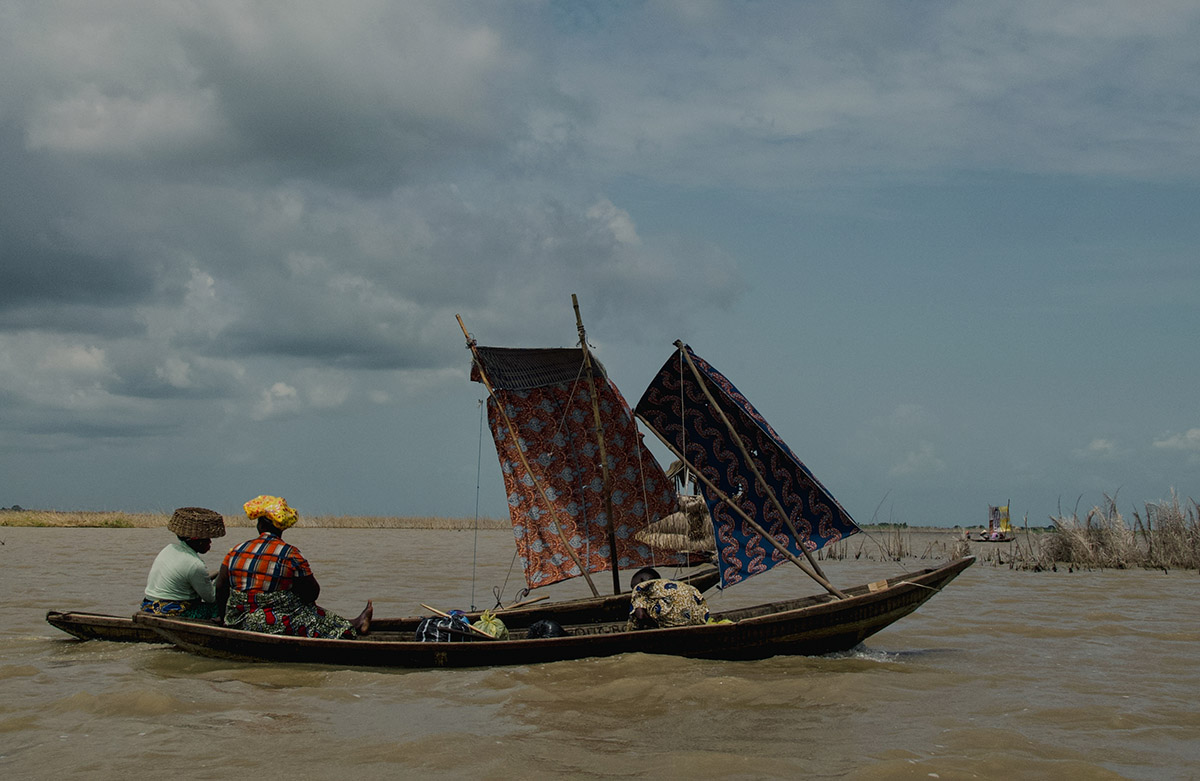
499 595 550 611
420 604 498 640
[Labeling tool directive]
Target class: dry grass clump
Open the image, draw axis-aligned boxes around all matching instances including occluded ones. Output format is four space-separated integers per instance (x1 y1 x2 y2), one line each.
1009 492 1200 571
1136 493 1200 569
0 510 159 528
1044 494 1135 568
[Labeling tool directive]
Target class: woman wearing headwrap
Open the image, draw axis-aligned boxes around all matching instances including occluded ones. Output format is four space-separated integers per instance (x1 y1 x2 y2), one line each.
142 507 227 619
625 566 710 631
215 495 372 638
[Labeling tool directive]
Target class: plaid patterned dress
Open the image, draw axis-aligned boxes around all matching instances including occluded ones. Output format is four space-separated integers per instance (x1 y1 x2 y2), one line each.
221 532 356 639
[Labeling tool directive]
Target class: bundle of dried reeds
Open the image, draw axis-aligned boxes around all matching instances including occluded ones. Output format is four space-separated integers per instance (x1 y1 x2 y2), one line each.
635 494 715 553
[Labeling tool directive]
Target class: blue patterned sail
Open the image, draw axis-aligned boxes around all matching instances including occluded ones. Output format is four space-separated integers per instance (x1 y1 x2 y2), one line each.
634 344 860 589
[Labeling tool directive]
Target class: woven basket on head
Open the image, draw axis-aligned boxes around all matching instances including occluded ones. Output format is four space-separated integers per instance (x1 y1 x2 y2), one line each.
636 494 715 553
168 507 226 538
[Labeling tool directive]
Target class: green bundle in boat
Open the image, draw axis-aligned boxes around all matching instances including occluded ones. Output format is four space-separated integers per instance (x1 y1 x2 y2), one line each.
473 610 509 639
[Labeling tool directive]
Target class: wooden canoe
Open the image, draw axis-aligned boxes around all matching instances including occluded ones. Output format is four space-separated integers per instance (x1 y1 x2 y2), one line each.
46 610 165 643
45 565 720 644
133 557 974 668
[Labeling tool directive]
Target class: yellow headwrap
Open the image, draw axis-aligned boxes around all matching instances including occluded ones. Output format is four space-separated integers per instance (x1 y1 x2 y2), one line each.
244 495 299 530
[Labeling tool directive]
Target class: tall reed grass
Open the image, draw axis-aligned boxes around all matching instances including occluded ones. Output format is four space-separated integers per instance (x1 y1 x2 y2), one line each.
1005 493 1200 571
818 525 956 562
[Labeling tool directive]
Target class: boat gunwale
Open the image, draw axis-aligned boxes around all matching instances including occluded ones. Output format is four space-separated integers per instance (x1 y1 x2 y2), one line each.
131 556 975 662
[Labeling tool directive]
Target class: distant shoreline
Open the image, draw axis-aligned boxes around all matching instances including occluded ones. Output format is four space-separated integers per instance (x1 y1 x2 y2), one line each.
0 509 1019 534
8 508 1195 570
0 509 510 530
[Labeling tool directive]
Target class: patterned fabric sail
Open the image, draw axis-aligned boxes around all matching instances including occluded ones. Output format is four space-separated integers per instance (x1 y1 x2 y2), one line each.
635 344 861 589
471 346 681 588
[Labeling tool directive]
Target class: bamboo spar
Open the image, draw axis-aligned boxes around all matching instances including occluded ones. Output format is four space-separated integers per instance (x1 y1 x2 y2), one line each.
456 315 600 597
572 294 622 595
673 342 839 589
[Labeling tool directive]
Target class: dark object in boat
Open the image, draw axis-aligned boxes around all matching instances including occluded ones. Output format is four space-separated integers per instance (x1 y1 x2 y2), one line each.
415 615 473 642
527 618 567 638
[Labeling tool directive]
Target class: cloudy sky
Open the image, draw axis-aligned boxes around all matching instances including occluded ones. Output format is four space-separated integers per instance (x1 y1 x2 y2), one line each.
2 1 1198 526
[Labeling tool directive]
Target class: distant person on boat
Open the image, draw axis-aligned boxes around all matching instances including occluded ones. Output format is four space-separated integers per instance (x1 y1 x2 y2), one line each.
626 567 710 630
141 507 227 619
215 495 372 638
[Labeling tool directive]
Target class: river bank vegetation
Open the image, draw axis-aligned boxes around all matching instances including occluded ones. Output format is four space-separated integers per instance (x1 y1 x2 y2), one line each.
0 509 508 530
814 494 1199 572
4 494 1197 571
1010 493 1199 572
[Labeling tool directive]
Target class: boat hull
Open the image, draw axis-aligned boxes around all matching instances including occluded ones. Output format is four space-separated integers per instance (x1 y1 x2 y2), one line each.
46 566 720 644
45 610 165 643
133 557 974 668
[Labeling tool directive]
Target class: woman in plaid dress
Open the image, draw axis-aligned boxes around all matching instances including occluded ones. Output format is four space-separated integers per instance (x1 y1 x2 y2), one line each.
215 495 372 638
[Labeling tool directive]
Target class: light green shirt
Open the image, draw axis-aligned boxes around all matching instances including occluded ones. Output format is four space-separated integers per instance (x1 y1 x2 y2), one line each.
144 541 216 603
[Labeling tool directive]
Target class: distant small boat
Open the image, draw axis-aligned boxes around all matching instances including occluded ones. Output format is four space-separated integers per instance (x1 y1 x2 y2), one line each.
975 504 1015 542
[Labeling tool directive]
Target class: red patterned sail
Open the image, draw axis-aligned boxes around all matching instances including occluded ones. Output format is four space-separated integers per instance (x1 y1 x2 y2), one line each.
471 346 681 588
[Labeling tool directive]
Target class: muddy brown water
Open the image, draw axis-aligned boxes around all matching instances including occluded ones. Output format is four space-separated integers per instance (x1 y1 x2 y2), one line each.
2 527 1197 779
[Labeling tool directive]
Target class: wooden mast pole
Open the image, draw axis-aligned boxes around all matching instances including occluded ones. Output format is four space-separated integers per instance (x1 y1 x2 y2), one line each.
673 341 836 586
572 294 622 595
634 413 847 600
457 314 600 597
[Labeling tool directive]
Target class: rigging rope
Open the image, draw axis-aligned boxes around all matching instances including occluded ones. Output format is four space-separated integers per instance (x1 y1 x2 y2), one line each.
633 413 657 571
470 398 485 611
494 544 522 608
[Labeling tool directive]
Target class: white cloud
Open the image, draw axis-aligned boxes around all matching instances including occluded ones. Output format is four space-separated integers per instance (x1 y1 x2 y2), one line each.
252 381 300 420
26 86 224 156
298 370 352 410
1074 437 1120 459
558 1 1200 184
2 1 1198 519
156 357 193 389
37 343 107 375
586 198 641 247
1153 429 1200 451
888 441 946 478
